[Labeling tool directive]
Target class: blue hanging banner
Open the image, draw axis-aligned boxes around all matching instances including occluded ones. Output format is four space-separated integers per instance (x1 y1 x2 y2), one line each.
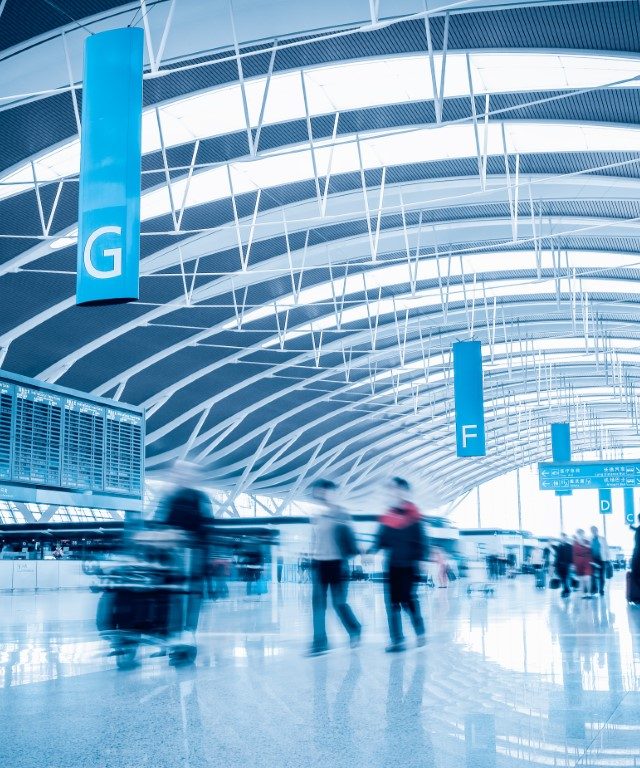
76 28 144 305
624 488 635 525
598 488 612 515
551 422 572 496
453 340 486 457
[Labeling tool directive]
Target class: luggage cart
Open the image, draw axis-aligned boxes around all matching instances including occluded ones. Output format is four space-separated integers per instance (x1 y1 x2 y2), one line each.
466 582 495 597
89 529 198 669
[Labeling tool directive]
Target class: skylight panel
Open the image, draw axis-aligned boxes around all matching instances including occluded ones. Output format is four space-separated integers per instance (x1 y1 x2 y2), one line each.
261 274 640 348
5 49 640 210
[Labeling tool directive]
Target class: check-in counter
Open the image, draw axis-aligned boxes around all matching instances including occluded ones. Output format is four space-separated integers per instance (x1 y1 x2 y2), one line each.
0 561 13 591
12 561 37 590
58 561 90 589
0 560 94 591
36 561 60 590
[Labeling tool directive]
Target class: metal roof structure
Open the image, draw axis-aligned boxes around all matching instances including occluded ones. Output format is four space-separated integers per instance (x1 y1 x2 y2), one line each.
2 0 640 510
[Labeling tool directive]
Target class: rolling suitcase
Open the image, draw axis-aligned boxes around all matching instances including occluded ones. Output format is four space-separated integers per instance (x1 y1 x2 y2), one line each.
626 571 640 604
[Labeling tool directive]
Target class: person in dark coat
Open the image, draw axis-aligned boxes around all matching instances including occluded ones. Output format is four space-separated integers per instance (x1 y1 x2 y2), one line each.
155 463 214 637
370 477 427 653
553 533 573 598
630 512 640 586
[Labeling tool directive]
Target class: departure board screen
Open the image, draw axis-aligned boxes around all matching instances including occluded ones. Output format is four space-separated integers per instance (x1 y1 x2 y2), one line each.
0 382 13 481
0 371 144 503
62 399 105 490
14 387 63 486
105 409 143 495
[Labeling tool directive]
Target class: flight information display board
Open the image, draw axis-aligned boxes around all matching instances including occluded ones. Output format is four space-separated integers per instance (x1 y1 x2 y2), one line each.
0 370 144 504
0 382 12 481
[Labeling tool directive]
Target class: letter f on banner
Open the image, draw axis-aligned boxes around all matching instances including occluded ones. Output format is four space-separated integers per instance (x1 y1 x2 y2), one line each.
453 341 486 457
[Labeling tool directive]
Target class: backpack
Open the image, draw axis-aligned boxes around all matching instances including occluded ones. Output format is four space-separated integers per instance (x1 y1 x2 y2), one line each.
335 521 359 559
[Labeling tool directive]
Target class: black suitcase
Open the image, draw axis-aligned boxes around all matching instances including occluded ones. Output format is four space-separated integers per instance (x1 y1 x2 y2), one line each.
627 571 640 604
97 588 172 637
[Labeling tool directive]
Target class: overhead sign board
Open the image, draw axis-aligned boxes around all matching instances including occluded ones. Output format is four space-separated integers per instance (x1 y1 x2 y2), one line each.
624 488 636 525
0 368 144 510
76 28 144 305
598 488 612 515
551 422 572 496
539 460 640 491
453 340 486 457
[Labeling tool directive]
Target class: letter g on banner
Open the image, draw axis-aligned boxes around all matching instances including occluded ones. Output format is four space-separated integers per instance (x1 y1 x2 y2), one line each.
83 226 122 279
76 28 143 305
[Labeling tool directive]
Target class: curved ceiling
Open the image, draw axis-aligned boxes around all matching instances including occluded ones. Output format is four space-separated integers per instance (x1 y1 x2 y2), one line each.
2 0 640 511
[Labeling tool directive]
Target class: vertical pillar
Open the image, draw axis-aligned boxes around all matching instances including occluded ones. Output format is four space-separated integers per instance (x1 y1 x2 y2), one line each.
516 468 523 530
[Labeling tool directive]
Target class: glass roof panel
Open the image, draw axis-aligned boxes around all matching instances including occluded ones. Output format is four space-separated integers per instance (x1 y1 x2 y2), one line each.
230 250 640 332
5 49 640 205
260 274 640 346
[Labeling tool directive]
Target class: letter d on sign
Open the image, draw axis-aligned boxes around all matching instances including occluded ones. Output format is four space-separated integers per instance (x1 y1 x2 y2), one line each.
599 488 612 515
453 340 486 457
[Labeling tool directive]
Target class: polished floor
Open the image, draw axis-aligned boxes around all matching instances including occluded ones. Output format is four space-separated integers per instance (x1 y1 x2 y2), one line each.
1 574 640 767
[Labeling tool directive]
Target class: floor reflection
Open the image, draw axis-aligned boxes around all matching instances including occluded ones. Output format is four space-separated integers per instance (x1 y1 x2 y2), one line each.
1 576 640 766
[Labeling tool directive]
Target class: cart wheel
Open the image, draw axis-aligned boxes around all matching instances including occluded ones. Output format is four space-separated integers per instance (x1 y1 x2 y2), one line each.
169 645 197 666
115 645 138 670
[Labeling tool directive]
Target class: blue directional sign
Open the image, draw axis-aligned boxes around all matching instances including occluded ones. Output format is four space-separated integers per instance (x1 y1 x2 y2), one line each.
625 488 636 525
551 422 572 497
598 488 612 515
76 28 144 305
453 340 486 457
538 460 640 491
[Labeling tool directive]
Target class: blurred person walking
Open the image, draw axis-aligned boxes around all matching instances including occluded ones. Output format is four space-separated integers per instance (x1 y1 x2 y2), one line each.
573 529 593 599
590 525 610 597
554 533 573 598
435 548 449 588
155 462 215 640
627 513 640 603
370 477 428 652
530 547 546 589
308 479 362 656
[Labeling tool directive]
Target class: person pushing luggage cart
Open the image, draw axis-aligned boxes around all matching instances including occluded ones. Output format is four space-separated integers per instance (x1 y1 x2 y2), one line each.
94 462 214 668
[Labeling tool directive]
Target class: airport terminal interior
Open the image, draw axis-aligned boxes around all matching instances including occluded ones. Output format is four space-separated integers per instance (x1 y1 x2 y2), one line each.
5 0 640 766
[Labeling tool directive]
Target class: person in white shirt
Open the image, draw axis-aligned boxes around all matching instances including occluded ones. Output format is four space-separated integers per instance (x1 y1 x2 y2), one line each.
308 479 362 656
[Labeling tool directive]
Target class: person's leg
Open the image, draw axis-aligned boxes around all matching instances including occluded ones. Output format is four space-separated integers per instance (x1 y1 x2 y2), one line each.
328 562 361 641
402 568 425 641
598 560 605 595
385 567 404 648
311 561 329 650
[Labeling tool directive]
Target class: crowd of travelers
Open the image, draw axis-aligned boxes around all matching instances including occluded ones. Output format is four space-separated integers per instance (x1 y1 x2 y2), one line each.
107 465 640 662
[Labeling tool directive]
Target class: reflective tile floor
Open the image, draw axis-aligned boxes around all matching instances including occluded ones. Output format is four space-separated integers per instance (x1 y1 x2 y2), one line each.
2 575 640 767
